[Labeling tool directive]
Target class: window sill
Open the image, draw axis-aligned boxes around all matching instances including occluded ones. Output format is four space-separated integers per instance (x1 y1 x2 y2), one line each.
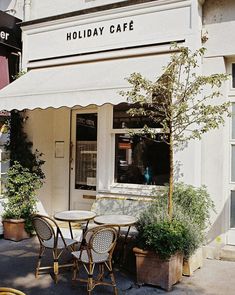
98 183 165 197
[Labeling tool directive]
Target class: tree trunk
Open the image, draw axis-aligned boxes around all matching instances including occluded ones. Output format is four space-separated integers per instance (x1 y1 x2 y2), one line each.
168 131 174 220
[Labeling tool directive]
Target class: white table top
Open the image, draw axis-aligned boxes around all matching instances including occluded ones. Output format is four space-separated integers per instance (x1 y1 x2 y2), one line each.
94 214 137 226
54 210 96 222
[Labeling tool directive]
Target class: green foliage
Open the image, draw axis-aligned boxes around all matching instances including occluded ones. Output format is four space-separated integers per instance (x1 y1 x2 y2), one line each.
2 161 43 234
120 44 230 146
136 202 201 260
161 182 216 232
136 183 215 259
5 111 45 180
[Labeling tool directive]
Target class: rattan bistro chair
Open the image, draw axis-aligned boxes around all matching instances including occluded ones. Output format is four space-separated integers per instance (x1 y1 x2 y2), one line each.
0 287 26 295
32 214 78 283
72 225 118 295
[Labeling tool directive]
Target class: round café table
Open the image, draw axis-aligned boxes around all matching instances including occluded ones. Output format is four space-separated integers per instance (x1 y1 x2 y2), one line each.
94 214 137 265
94 214 136 227
54 210 96 239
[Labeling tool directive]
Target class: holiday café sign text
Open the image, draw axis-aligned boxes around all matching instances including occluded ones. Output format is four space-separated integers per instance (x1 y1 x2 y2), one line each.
26 5 190 62
66 20 134 41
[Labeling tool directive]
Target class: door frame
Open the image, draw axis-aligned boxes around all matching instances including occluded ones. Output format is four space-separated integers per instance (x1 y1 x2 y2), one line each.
69 107 98 210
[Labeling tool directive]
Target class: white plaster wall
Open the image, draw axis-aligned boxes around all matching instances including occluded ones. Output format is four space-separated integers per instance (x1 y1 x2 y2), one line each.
26 109 54 215
200 56 229 244
30 0 134 20
203 0 235 57
26 108 71 215
202 0 235 246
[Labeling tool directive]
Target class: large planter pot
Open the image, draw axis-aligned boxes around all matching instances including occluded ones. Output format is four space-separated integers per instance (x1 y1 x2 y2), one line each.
183 247 203 276
2 219 30 241
133 247 183 291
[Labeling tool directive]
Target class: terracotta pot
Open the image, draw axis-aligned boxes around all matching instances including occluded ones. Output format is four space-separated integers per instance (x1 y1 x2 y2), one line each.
133 247 183 291
2 219 30 241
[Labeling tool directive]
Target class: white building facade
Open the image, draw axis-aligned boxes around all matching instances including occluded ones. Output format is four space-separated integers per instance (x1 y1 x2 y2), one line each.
0 0 234 251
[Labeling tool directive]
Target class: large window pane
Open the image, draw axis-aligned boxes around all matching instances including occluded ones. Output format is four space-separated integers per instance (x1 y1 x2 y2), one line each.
232 103 235 139
113 103 161 129
231 191 235 228
75 114 97 190
232 64 235 88
231 145 235 182
115 134 169 185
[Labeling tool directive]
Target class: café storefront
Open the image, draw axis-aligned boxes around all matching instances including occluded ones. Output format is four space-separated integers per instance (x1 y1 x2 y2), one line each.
0 1 202 216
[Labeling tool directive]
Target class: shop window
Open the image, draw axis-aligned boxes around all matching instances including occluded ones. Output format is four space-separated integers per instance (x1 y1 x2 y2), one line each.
232 64 235 88
232 103 235 139
113 103 169 186
231 103 235 182
75 113 97 190
231 191 235 228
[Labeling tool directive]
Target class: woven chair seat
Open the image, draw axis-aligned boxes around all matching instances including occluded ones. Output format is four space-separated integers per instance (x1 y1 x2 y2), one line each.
42 237 78 249
73 250 109 264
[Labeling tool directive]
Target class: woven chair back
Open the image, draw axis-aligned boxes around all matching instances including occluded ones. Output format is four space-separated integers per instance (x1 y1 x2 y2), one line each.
90 227 117 254
33 216 54 241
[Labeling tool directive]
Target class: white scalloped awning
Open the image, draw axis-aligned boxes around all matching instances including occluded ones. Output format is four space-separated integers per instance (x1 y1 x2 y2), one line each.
0 54 170 111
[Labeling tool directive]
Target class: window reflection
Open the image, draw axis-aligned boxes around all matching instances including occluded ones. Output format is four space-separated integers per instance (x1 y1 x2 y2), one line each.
115 134 169 185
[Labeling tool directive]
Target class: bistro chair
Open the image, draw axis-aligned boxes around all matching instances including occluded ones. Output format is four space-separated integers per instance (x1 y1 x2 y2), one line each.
0 287 26 295
32 214 78 283
72 225 118 295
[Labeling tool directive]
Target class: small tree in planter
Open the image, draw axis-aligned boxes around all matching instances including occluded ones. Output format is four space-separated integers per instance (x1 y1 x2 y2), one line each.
120 44 230 220
121 45 230 289
2 161 43 241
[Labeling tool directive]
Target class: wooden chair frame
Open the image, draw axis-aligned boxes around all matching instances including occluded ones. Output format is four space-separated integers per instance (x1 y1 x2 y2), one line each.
32 214 78 283
0 287 26 295
72 225 119 295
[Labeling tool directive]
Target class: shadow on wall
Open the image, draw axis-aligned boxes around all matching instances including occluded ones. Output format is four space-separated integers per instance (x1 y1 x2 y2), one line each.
206 197 230 244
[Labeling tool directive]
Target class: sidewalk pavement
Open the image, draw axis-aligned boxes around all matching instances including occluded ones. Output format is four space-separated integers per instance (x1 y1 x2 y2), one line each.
0 236 235 295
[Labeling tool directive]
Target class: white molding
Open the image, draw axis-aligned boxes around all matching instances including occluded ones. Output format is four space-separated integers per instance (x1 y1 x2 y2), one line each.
22 0 192 31
27 43 180 69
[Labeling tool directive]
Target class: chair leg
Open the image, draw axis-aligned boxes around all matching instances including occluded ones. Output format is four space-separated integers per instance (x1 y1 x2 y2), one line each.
72 259 79 281
97 264 105 282
108 262 118 295
87 263 94 294
53 249 59 284
35 246 45 278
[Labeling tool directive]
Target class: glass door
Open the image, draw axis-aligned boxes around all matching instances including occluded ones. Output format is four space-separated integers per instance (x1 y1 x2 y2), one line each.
70 110 97 210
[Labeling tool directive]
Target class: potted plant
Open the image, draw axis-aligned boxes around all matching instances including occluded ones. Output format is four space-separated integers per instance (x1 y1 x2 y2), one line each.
163 183 215 276
2 161 43 241
133 201 201 291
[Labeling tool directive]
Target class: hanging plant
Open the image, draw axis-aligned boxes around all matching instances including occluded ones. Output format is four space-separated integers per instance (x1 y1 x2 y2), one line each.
5 110 45 180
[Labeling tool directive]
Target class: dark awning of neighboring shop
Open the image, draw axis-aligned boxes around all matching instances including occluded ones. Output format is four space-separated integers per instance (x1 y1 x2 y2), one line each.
0 54 170 111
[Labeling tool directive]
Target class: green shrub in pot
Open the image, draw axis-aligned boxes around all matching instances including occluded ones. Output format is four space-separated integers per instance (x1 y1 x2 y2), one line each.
159 183 216 237
2 161 43 234
136 201 202 260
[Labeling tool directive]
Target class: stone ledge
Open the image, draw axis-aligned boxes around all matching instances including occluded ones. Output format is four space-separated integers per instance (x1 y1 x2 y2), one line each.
220 245 235 261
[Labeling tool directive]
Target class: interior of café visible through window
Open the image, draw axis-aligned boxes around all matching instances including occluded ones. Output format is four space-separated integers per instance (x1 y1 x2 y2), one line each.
113 103 170 186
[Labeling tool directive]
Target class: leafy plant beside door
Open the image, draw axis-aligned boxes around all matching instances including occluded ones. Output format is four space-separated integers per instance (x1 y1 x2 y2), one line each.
2 161 43 241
